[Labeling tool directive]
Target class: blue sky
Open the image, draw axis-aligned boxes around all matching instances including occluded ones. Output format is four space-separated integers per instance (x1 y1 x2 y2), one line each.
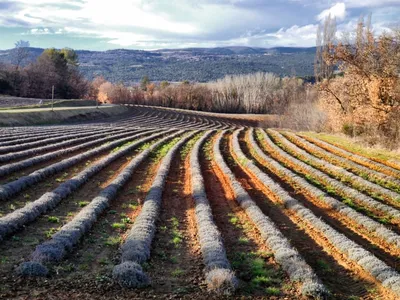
0 0 399 50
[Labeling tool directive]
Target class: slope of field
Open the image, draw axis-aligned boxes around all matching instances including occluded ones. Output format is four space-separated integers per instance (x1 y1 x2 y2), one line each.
0 106 399 299
0 105 129 126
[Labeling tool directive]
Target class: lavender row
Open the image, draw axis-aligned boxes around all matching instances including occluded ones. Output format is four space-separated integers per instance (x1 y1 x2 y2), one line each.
0 127 125 154
271 130 400 204
300 134 400 178
254 129 400 252
214 131 327 298
113 131 198 288
284 132 400 191
0 129 153 177
188 130 238 295
17 130 187 277
0 130 169 241
232 129 400 297
0 126 112 148
267 130 400 219
0 130 174 201
0 127 132 163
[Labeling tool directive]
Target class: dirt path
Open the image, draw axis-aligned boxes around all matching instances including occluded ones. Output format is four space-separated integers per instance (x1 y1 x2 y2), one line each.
145 139 206 297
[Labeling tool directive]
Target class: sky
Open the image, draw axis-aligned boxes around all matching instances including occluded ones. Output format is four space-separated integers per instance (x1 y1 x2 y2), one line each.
0 0 399 51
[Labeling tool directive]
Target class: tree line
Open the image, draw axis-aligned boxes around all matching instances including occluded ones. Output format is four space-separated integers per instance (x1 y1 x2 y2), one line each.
86 73 313 116
0 41 88 99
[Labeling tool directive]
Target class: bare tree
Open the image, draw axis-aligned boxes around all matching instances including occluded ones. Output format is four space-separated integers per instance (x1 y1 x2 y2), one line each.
314 15 336 82
12 40 30 70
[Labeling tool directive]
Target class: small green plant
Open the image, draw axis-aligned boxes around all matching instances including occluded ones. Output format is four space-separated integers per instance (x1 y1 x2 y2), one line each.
45 227 59 238
169 217 183 247
238 236 249 244
0 257 8 264
55 172 69 183
121 217 132 224
129 203 138 210
110 141 135 154
171 268 184 277
12 235 21 241
252 275 272 285
98 258 111 265
316 259 332 273
104 236 122 246
47 216 60 223
265 287 280 296
112 222 126 229
78 201 90 207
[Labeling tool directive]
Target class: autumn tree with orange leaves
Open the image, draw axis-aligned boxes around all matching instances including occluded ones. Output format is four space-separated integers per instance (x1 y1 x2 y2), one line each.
318 15 400 147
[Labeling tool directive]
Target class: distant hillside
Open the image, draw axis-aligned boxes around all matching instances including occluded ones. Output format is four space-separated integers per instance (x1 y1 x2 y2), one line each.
0 46 316 83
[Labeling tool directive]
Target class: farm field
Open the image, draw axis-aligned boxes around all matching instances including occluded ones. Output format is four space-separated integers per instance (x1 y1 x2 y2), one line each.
0 105 399 299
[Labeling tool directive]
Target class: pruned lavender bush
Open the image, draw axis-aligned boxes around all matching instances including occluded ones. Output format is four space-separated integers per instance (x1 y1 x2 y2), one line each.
285 132 400 190
0 130 168 241
114 131 198 288
0 129 171 202
214 131 328 298
232 128 400 297
263 130 400 220
19 130 187 276
112 262 149 288
271 130 400 205
300 134 400 178
0 129 153 176
16 261 49 277
254 129 400 252
188 130 238 295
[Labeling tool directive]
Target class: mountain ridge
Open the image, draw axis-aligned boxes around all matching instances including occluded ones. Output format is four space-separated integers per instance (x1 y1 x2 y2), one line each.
0 46 316 83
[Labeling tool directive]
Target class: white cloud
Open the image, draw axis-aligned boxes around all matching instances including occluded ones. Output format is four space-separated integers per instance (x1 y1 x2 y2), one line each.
265 24 319 47
27 27 51 35
0 0 399 49
317 3 346 21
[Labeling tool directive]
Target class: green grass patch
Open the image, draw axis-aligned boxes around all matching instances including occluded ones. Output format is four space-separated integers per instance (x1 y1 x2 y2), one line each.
47 216 60 223
302 132 400 163
78 201 90 207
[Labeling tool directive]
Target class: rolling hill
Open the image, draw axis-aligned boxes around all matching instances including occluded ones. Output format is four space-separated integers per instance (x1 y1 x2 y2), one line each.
0 46 316 83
